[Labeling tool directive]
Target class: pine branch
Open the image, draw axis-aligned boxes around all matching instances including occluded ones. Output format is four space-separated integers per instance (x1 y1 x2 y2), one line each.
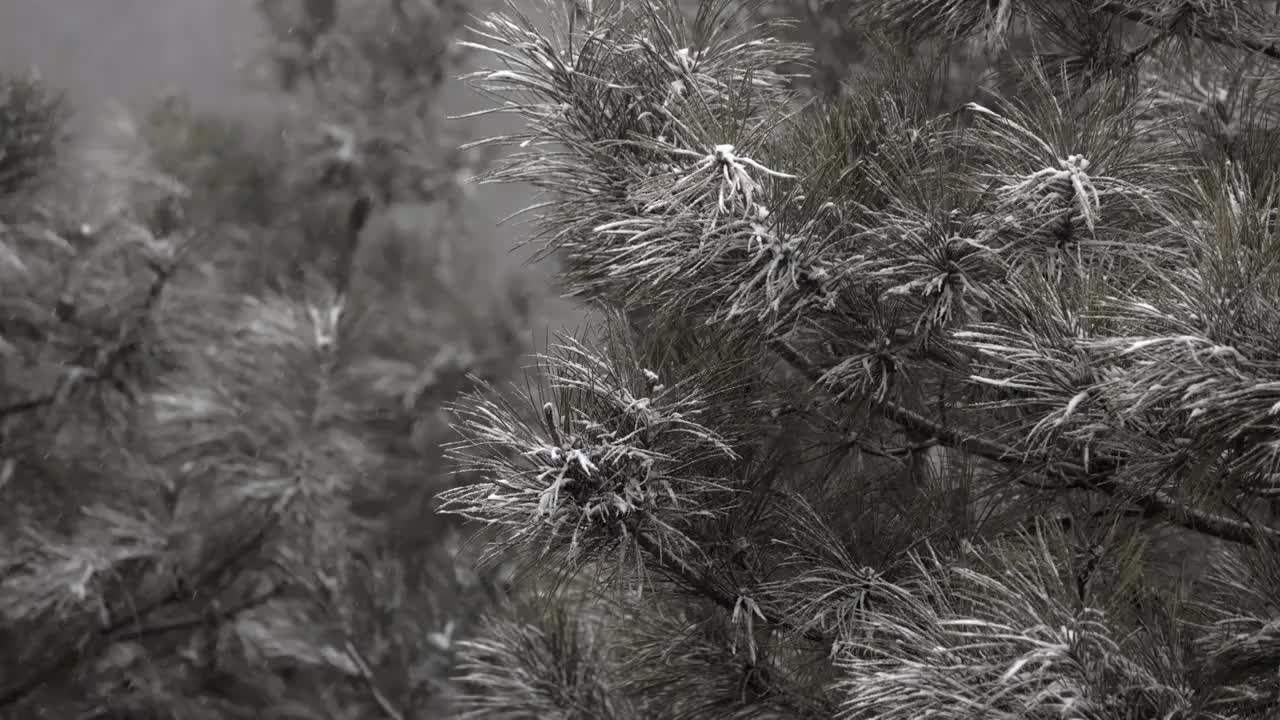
1101 1 1280 62
0 252 177 421
0 503 284 710
768 339 1280 547
1201 618 1280 689
633 530 831 647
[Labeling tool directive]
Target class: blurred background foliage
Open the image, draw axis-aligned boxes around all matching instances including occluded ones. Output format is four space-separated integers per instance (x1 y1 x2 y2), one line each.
0 0 555 717
0 71 70 198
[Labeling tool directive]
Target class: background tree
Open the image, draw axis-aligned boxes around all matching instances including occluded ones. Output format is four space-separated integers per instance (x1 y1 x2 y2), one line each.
440 0 1280 718
0 0 540 716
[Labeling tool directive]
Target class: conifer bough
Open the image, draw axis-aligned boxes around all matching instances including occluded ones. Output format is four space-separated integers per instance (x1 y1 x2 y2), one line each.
441 0 1280 717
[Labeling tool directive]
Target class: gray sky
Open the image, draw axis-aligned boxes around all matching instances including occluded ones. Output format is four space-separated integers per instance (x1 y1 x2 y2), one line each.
0 0 274 120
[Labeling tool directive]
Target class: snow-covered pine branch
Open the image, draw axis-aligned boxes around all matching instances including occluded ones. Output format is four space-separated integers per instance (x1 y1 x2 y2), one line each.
443 0 1280 717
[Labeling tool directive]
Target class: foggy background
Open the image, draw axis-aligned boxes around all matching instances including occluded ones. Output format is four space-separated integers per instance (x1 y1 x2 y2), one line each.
0 0 581 333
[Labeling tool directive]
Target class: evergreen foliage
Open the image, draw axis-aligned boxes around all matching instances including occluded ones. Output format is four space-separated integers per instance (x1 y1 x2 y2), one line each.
0 71 68 198
8 0 1280 716
440 0 1280 717
0 0 534 716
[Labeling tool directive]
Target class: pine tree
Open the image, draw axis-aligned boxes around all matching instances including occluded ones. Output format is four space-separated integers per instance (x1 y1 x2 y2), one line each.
440 1 1280 717
0 1 534 716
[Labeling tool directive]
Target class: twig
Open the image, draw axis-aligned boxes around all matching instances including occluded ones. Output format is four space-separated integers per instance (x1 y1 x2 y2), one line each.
768 339 1280 547
109 586 284 643
841 431 938 463
0 394 57 419
633 531 831 647
287 564 407 720
344 640 406 720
